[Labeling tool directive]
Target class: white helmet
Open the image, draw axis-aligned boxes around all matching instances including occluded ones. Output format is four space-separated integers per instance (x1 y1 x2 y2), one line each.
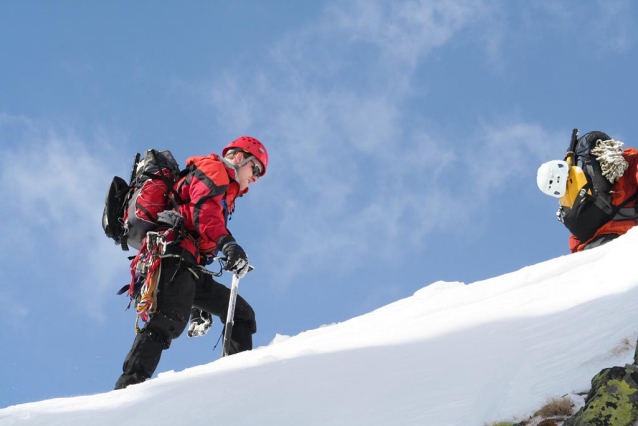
537 160 569 198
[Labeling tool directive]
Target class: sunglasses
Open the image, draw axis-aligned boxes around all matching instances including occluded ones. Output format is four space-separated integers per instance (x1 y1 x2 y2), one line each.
249 160 262 177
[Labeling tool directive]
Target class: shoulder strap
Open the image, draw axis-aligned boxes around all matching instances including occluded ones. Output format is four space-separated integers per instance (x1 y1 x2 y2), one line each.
612 191 638 221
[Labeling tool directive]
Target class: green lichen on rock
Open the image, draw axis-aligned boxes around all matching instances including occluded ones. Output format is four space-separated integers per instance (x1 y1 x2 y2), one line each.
564 366 638 426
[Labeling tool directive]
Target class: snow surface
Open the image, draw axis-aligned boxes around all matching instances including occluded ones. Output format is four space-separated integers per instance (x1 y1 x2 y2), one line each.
3 228 638 426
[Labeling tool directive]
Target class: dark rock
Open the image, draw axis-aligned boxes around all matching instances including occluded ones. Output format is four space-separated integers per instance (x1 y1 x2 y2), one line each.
563 366 638 426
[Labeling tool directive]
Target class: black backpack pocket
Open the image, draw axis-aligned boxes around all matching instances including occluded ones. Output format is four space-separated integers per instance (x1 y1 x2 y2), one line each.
562 193 613 242
102 176 130 242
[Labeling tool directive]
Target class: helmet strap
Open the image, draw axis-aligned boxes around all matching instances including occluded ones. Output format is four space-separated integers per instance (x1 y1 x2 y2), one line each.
221 155 253 181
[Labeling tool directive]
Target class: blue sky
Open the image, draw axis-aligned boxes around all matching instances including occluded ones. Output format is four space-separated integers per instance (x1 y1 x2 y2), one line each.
1 0 637 407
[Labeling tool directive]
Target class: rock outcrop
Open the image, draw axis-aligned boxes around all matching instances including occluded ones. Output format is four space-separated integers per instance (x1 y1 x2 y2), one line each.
563 365 638 426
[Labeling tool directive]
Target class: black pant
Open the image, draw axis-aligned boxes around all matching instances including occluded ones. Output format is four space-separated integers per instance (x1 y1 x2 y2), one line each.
115 248 256 389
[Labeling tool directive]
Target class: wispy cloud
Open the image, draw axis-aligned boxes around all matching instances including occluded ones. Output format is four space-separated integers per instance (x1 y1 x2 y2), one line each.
595 0 635 52
0 115 128 321
327 0 489 59
466 121 563 201
201 0 564 285
528 0 635 53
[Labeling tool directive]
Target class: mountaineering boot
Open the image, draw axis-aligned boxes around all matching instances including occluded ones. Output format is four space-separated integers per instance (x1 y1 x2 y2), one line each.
226 320 254 356
114 372 147 390
114 328 169 389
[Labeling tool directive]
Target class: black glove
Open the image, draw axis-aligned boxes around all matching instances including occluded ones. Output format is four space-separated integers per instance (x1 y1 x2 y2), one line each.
217 235 250 278
187 308 213 337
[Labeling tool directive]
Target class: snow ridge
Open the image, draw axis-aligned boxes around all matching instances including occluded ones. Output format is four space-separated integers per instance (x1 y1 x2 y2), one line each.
3 229 638 426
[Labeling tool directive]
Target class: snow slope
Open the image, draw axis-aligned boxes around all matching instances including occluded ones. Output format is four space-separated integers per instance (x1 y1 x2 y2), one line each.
3 229 638 426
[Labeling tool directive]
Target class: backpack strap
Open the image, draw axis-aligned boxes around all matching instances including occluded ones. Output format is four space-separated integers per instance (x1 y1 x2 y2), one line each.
167 165 195 208
612 191 638 221
582 156 598 193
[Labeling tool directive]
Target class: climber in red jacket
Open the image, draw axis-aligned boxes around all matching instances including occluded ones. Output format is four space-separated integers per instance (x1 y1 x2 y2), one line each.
115 136 269 389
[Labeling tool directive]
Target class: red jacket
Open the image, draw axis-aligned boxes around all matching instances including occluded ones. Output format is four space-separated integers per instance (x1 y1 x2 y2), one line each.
570 148 638 252
173 154 247 260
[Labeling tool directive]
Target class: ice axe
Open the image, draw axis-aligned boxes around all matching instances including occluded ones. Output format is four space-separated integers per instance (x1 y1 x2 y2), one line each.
220 262 254 358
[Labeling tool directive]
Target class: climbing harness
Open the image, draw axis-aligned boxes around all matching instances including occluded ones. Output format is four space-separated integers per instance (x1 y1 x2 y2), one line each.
124 229 226 334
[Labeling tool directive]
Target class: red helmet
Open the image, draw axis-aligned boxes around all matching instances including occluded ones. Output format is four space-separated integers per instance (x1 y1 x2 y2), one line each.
222 136 269 176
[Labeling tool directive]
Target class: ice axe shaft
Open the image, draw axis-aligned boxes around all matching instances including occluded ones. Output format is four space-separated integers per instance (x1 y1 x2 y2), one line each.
221 273 241 357
214 256 253 358
565 128 579 166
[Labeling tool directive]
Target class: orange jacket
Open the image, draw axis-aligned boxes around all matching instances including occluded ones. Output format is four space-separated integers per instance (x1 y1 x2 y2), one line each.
570 148 638 252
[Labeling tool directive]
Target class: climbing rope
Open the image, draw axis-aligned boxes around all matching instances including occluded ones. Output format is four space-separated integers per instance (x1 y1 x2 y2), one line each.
129 230 170 334
592 139 628 184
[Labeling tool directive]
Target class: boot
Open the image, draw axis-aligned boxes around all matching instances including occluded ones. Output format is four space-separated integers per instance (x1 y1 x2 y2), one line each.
114 328 168 389
114 372 147 390
227 320 253 355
